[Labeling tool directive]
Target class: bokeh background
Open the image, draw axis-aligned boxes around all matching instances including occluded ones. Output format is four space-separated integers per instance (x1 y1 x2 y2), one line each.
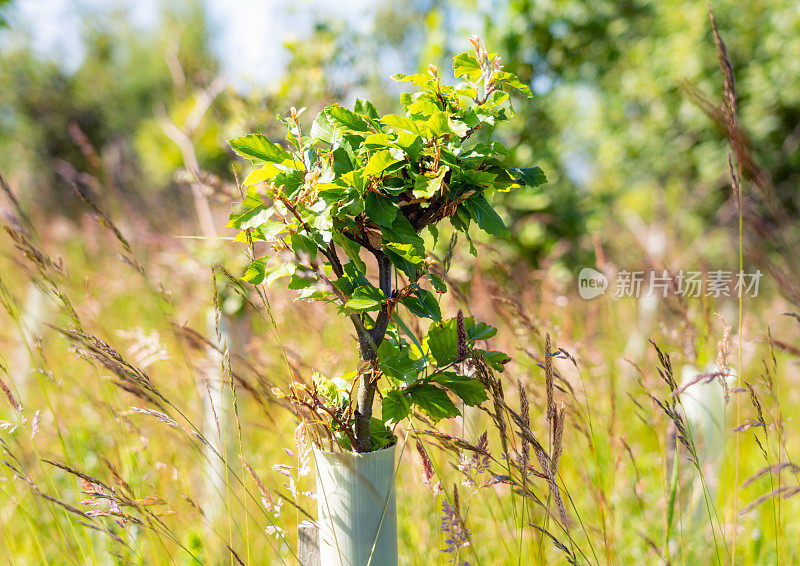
1 0 799 564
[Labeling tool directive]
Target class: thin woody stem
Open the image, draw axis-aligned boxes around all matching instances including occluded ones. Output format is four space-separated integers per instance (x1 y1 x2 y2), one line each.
354 250 393 452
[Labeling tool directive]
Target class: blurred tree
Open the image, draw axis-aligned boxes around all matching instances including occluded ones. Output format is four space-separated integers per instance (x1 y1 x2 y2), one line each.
288 0 800 271
482 0 800 266
0 0 224 216
0 0 9 28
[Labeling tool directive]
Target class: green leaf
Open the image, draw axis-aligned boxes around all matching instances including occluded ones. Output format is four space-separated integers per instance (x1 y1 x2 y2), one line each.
393 131 423 160
392 73 432 88
265 263 295 288
468 321 497 341
242 164 283 186
408 98 441 118
382 389 411 425
409 384 459 421
515 166 548 188
383 242 424 266
382 214 425 253
426 316 496 366
228 203 268 230
354 98 380 119
385 247 422 279
369 417 396 450
273 170 304 198
288 273 316 290
428 272 447 294
313 371 349 406
345 285 386 311
477 349 512 371
497 71 533 97
364 192 398 227
364 149 404 177
379 349 418 385
288 233 318 260
463 194 511 237
229 134 292 165
364 132 393 149
453 52 482 82
332 230 366 274
413 166 448 199
310 109 338 144
382 114 421 135
242 258 267 284
430 372 488 406
426 320 457 366
328 104 370 132
427 112 454 137
401 289 442 321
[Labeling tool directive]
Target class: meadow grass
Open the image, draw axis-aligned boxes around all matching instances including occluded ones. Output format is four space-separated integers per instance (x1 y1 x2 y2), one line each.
1 175 798 565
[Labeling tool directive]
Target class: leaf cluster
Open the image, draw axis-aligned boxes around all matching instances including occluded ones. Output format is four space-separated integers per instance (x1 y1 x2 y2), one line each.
228 39 542 444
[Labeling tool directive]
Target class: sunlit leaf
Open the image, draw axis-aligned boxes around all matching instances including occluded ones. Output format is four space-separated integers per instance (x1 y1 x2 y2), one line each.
228 134 293 164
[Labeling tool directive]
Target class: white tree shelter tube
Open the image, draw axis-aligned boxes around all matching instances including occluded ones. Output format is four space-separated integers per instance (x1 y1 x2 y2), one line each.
314 445 397 566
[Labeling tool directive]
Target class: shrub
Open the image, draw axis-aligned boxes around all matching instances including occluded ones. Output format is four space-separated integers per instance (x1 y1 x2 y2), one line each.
227 37 546 452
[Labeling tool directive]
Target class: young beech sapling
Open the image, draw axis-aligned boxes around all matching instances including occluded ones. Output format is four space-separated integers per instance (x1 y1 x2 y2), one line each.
228 37 547 452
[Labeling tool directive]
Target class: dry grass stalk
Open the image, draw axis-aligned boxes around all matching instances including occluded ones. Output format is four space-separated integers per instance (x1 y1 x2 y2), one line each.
416 440 443 495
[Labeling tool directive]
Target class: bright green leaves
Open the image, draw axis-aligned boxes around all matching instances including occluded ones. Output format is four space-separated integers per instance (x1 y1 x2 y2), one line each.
345 285 386 312
453 52 482 82
311 104 371 143
241 163 283 187
413 166 448 199
242 257 267 284
384 241 425 279
229 42 536 437
228 134 293 165
353 98 379 120
427 112 453 137
243 260 294 288
496 71 533 97
310 111 339 144
391 72 435 89
381 114 422 136
364 148 404 177
313 372 350 408
228 191 268 230
328 105 370 132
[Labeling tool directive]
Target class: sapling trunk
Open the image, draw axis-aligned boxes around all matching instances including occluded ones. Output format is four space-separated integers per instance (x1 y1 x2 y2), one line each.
354 371 376 453
354 251 392 452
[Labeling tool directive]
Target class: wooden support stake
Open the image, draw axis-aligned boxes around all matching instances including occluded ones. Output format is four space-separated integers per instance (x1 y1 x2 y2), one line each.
298 520 320 566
